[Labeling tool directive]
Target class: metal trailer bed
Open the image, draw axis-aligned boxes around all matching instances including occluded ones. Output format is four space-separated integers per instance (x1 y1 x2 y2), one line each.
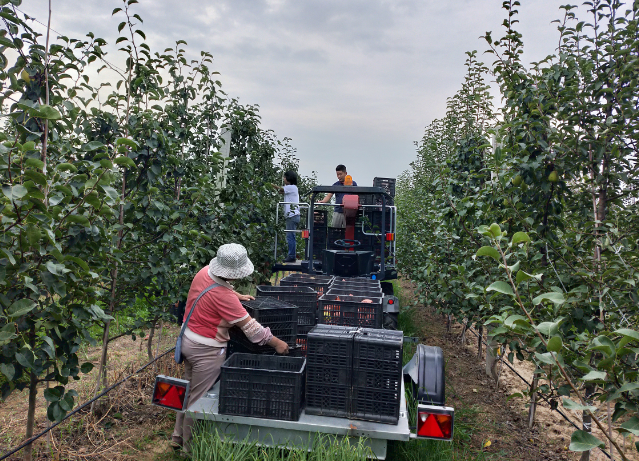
187 380 411 460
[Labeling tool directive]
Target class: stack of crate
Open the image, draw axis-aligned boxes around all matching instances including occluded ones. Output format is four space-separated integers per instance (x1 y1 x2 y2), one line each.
311 210 328 260
228 297 299 356
305 325 403 424
256 285 317 356
318 278 384 328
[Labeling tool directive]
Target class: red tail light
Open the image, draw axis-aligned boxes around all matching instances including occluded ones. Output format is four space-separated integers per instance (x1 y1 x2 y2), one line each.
385 233 395 241
152 375 190 411
416 405 454 440
302 230 310 239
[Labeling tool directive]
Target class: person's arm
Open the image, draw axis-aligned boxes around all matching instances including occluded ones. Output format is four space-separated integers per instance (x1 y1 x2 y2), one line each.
234 316 289 354
270 183 284 194
318 192 333 203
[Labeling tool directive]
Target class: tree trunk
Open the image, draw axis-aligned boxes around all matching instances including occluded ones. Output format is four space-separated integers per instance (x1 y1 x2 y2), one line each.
485 327 499 382
90 321 111 414
580 384 595 461
24 369 38 461
528 369 540 429
477 324 483 358
147 315 159 361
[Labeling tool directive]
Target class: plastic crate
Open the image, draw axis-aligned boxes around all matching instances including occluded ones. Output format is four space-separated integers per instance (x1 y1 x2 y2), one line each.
296 324 315 356
227 335 303 357
313 210 328 228
219 353 306 421
240 298 298 345
373 177 396 206
318 294 383 328
330 279 382 290
326 288 383 298
351 329 403 424
305 325 354 418
280 274 334 298
256 285 317 327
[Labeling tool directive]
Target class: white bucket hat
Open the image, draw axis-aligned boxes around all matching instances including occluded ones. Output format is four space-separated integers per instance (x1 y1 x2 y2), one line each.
208 243 254 280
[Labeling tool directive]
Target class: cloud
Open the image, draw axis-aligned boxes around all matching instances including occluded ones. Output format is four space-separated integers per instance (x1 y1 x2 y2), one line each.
21 0 580 186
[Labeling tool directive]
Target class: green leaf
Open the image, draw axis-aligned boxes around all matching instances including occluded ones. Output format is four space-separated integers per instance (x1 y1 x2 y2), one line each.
0 363 15 381
56 163 78 173
532 292 565 306
41 336 55 358
46 261 70 276
547 336 562 352
562 398 597 412
614 329 639 342
114 156 136 168
0 36 15 48
619 417 639 436
0 326 17 342
537 320 562 336
534 352 557 365
24 170 47 186
569 430 605 452
11 185 28 199
25 158 45 170
590 336 616 358
115 137 139 149
35 105 61 120
486 281 514 296
515 270 541 284
80 362 94 373
82 141 105 152
580 370 607 381
476 246 500 261
66 214 90 227
44 387 62 402
489 223 501 238
511 232 530 246
64 256 89 271
15 349 34 369
7 298 36 318
504 314 528 328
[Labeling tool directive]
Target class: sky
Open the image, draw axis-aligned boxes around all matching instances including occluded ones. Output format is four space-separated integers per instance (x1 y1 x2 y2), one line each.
18 0 578 187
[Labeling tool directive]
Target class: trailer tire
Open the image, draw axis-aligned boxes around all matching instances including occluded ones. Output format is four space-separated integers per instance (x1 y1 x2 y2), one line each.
383 312 398 330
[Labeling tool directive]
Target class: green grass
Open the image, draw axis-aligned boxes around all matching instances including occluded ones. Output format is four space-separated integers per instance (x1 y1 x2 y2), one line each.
188 428 373 460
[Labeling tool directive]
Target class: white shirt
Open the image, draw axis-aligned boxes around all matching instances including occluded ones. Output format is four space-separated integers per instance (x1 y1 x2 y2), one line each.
283 185 300 218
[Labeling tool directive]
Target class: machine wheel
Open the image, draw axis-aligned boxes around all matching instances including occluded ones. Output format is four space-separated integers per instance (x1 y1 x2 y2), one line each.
383 312 399 330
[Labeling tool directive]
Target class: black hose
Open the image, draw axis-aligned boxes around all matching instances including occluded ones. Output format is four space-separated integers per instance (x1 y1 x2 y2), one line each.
0 347 175 460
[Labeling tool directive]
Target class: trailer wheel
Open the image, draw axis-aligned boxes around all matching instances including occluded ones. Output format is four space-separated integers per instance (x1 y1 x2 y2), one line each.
383 312 398 330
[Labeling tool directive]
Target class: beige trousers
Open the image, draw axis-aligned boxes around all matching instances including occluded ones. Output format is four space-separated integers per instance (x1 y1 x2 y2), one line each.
172 336 227 447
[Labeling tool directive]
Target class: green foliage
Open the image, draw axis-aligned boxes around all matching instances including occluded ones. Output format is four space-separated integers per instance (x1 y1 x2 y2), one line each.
398 1 639 455
0 0 314 434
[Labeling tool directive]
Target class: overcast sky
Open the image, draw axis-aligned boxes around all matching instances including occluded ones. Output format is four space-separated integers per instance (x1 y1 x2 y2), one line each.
20 0 578 186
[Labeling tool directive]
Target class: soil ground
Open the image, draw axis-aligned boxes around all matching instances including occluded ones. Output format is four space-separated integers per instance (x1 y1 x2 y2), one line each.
0 278 636 460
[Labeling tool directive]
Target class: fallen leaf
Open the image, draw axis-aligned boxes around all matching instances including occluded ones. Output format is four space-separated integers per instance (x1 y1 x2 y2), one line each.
483 440 491 448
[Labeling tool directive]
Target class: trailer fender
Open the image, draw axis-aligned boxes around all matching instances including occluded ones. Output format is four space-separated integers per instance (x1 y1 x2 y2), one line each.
402 344 445 406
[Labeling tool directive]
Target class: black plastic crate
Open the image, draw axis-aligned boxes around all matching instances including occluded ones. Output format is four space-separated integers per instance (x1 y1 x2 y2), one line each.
227 335 303 357
330 279 382 291
219 353 306 421
240 298 298 345
363 208 393 233
327 288 383 298
350 387 401 424
313 210 328 228
351 329 403 424
373 177 396 206
318 295 382 329
280 274 334 298
296 324 315 357
256 286 317 327
305 325 355 417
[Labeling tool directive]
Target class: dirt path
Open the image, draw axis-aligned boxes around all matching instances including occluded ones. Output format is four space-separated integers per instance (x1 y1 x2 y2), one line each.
401 278 637 461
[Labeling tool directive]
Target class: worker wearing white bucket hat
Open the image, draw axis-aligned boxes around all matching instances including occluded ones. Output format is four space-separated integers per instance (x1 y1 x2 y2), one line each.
172 243 289 451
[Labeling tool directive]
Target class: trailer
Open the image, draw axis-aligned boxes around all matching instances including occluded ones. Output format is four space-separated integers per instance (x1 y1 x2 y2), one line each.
152 179 454 458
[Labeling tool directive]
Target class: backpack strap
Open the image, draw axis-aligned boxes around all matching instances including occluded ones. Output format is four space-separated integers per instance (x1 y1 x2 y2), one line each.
177 283 220 339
